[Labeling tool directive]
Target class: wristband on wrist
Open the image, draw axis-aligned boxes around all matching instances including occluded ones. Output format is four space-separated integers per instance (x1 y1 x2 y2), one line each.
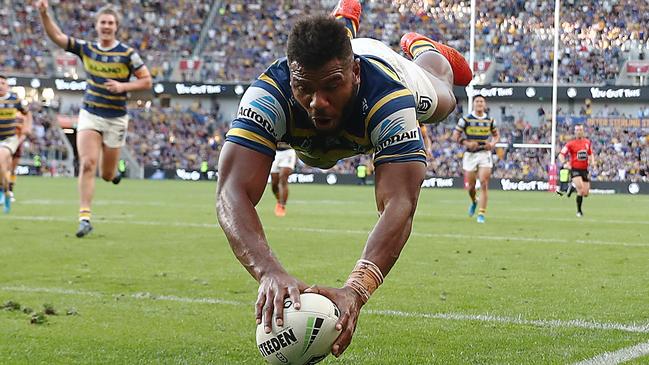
344 259 384 304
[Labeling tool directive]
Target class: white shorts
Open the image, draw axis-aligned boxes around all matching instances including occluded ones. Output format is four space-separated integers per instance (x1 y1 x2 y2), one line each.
463 151 493 171
271 149 296 173
351 38 439 123
78 109 129 148
0 135 20 155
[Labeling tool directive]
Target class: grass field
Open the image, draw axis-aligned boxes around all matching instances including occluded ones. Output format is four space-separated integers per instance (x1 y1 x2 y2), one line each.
1 177 648 364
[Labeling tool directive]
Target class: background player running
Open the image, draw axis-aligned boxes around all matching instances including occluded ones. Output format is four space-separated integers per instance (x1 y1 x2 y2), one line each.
0 75 32 213
558 124 594 217
37 1 152 237
452 95 499 223
217 0 472 358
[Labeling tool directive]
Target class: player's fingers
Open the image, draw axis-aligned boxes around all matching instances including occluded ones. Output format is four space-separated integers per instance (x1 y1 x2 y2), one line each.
273 289 286 327
334 310 349 334
262 291 275 334
255 290 266 325
333 311 357 357
288 286 301 310
332 325 353 357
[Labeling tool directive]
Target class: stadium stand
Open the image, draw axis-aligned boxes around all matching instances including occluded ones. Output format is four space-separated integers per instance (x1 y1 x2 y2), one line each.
125 104 226 171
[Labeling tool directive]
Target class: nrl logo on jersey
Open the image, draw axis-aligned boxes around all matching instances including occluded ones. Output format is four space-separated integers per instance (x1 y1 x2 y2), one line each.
415 93 433 114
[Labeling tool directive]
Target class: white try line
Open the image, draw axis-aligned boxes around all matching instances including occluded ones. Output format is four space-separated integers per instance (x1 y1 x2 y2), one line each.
2 285 649 335
573 340 649 365
12 199 649 226
3 215 648 248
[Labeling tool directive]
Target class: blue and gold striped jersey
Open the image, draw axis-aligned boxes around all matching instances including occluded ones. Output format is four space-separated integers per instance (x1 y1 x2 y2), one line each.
0 93 27 141
66 38 144 118
226 56 426 169
455 113 497 151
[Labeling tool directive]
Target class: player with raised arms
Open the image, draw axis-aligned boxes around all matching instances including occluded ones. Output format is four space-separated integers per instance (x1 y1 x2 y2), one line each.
216 0 472 357
558 124 594 217
37 0 152 237
0 75 32 213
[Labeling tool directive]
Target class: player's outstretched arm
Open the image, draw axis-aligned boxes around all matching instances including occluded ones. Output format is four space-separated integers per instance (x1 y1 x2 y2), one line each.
307 161 426 357
216 142 307 334
36 0 69 49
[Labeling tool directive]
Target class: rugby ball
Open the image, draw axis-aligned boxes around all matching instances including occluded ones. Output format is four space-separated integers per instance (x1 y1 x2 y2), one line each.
256 293 341 365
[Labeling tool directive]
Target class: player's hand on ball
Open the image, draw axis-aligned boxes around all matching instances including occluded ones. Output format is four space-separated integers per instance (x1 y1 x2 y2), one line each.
256 271 307 334
104 80 125 94
305 285 364 358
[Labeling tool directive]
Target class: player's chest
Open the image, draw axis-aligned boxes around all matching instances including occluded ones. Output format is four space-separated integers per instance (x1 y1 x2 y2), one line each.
285 134 371 156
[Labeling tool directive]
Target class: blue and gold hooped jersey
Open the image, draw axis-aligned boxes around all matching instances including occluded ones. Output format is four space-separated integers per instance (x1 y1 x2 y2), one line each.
67 38 144 118
226 56 426 169
0 93 27 141
455 113 497 143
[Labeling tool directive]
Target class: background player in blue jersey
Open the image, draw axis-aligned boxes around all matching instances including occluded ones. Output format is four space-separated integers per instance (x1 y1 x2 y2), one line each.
217 0 471 358
37 1 152 237
452 95 500 223
0 75 32 213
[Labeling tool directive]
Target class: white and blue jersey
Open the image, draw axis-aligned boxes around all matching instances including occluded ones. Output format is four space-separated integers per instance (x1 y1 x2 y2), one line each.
226 47 427 169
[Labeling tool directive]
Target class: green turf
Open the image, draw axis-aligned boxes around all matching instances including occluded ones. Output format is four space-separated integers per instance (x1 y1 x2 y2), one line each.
1 177 648 364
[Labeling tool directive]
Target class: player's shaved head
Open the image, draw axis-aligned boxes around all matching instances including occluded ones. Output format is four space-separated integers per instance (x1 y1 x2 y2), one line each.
287 15 353 70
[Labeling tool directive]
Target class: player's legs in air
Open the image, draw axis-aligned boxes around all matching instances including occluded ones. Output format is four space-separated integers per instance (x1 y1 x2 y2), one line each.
334 0 470 124
400 34 470 123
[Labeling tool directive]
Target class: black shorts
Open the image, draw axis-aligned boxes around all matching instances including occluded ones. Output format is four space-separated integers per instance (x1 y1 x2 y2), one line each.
570 169 590 182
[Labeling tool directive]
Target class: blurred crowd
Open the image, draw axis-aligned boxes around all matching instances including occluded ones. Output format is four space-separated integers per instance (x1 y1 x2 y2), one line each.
49 101 648 182
125 103 226 170
1 0 647 84
1 2 51 76
21 101 71 171
199 0 648 84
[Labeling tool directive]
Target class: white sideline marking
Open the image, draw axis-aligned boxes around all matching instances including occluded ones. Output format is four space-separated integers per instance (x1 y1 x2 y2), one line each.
2 285 649 335
4 215 648 248
573 340 649 365
13 199 649 225
367 310 649 334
